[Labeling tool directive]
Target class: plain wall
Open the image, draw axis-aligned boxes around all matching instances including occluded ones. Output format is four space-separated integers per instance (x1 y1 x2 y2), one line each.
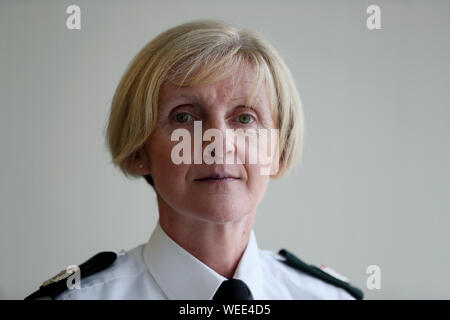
1 0 449 299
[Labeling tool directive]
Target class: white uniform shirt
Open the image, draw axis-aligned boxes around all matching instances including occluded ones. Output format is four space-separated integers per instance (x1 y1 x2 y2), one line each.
56 222 355 300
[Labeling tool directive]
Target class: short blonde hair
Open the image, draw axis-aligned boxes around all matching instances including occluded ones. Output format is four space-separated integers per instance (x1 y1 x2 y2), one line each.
106 19 304 183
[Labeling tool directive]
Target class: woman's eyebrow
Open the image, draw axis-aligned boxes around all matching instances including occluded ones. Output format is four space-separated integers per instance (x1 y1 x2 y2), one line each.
167 92 264 108
230 95 263 106
165 93 202 105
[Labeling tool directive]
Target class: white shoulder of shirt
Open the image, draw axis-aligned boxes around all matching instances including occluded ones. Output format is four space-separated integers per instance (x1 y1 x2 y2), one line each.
56 244 158 300
258 249 357 300
56 246 356 300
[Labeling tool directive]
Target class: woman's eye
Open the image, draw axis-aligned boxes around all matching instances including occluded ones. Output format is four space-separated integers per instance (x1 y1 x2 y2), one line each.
175 112 193 123
237 114 254 124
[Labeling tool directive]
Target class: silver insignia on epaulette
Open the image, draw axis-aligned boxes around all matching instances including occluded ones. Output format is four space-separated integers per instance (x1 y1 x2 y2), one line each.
41 266 77 287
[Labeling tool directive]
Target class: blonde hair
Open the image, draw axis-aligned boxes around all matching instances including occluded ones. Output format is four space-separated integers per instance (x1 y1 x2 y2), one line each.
105 19 305 184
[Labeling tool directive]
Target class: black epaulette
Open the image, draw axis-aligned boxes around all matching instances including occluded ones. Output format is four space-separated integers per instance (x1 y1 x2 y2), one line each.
278 249 364 300
24 251 117 300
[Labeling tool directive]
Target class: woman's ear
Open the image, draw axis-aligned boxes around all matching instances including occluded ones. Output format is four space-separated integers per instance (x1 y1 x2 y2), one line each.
129 150 151 176
269 156 283 179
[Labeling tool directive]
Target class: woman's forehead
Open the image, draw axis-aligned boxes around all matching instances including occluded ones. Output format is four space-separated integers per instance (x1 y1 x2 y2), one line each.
159 69 270 108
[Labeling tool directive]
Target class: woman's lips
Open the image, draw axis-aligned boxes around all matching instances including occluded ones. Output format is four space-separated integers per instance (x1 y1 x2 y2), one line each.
194 177 240 182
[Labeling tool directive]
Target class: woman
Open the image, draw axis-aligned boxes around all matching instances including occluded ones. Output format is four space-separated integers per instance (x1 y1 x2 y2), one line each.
26 19 363 300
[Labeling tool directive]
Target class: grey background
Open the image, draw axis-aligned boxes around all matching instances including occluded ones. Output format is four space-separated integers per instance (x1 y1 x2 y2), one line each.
1 0 449 299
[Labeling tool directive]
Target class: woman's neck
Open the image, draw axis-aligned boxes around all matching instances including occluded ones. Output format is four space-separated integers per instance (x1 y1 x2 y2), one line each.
157 199 255 279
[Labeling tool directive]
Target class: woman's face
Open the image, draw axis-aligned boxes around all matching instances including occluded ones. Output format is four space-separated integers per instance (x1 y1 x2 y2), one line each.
139 65 279 224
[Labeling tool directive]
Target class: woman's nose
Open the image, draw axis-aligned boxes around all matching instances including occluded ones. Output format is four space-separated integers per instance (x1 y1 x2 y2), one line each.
201 116 235 159
202 115 227 132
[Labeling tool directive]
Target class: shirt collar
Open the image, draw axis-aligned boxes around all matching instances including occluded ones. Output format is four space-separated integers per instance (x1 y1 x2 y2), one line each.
143 221 263 300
